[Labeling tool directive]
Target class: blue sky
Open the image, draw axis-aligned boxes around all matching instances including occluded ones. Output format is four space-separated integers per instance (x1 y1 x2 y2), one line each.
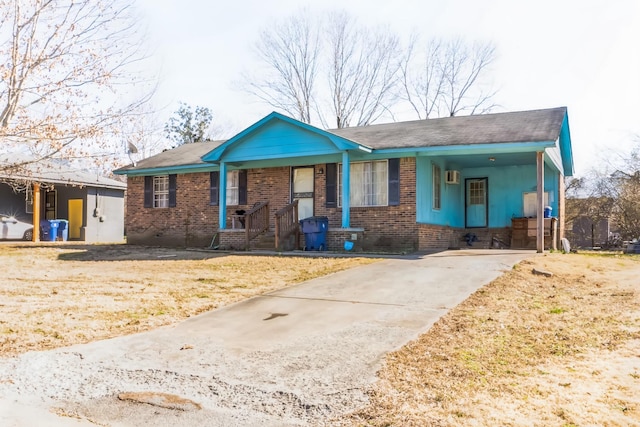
135 0 640 175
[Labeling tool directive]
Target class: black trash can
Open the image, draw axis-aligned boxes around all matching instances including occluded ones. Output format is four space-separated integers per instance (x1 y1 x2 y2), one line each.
300 216 329 251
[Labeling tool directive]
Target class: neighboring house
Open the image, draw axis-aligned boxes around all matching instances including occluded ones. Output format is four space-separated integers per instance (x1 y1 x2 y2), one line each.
0 157 126 243
115 107 574 252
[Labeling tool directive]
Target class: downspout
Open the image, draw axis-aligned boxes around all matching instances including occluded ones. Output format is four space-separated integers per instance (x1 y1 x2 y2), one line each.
341 151 350 228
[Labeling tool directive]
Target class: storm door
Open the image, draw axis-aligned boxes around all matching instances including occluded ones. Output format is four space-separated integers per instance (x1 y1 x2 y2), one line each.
292 167 314 220
465 178 488 228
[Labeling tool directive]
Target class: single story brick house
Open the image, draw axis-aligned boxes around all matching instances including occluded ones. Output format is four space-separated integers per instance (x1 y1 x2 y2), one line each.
114 107 573 252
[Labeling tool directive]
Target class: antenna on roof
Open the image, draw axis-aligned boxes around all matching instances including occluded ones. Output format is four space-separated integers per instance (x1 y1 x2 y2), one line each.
126 141 139 167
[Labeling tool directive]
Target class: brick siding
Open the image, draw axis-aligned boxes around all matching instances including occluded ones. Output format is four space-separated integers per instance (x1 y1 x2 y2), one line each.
127 158 525 253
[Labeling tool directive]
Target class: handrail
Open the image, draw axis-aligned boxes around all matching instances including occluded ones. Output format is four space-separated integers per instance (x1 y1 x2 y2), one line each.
244 201 269 250
274 200 299 250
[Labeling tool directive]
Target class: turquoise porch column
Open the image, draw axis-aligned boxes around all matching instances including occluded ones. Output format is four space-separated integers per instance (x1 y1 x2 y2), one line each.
341 151 350 228
219 162 227 229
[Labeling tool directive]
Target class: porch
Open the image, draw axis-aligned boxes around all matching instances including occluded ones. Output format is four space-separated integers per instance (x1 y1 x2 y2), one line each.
216 199 366 251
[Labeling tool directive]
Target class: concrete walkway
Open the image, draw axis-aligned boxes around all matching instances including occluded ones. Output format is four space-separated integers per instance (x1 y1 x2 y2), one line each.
0 249 532 426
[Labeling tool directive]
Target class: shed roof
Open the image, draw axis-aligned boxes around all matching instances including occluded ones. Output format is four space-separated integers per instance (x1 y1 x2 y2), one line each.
0 155 126 190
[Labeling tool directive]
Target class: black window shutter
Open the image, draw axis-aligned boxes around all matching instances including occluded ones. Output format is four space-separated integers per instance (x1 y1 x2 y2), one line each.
210 171 219 206
168 174 177 207
388 158 400 206
144 176 153 208
325 163 337 208
238 170 247 205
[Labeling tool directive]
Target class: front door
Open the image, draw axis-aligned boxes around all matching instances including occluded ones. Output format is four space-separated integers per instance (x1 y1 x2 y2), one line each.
465 178 488 228
292 167 314 220
68 199 83 240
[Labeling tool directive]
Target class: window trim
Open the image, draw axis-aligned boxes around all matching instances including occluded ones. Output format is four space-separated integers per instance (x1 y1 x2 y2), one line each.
432 163 441 210
226 170 240 206
153 175 169 208
338 159 389 208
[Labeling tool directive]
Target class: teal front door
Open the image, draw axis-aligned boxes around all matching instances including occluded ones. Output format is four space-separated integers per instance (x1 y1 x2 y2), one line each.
465 178 487 228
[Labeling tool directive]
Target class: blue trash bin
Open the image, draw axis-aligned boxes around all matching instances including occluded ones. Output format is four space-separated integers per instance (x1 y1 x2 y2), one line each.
48 220 60 242
300 216 329 251
57 220 69 241
544 206 553 218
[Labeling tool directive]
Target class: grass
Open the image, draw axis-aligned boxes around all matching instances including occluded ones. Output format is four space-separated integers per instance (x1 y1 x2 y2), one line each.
0 244 378 356
343 252 640 426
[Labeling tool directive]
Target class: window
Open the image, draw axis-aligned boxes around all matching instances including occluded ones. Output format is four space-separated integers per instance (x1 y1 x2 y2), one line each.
468 180 485 205
210 170 247 206
25 188 33 214
226 170 239 205
153 176 169 208
432 163 441 210
523 191 550 217
144 175 176 208
338 160 388 207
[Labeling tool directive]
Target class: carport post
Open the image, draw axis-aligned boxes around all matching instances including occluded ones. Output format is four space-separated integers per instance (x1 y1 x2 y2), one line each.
219 162 227 229
341 151 350 228
536 151 544 253
32 182 41 242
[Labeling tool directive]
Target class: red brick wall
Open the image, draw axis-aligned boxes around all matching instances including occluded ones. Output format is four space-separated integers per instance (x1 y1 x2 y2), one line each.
126 174 219 247
126 159 419 251
315 158 418 252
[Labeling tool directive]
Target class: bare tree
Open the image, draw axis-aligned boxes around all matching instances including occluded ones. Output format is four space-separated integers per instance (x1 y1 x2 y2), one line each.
401 37 497 119
243 9 404 128
400 36 446 119
327 12 401 128
0 0 154 177
608 142 640 240
243 9 321 124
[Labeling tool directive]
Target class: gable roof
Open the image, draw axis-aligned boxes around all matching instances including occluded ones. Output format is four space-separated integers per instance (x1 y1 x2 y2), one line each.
329 107 568 149
114 107 571 176
201 111 371 163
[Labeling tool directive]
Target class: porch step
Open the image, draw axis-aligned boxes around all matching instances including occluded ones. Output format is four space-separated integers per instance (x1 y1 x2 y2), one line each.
251 232 275 250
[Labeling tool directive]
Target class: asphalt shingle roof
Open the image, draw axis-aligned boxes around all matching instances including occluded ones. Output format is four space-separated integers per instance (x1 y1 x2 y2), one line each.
328 107 567 149
116 107 567 172
117 140 224 172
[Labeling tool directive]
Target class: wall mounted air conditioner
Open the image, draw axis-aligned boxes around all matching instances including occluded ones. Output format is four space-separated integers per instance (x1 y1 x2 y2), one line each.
445 170 460 184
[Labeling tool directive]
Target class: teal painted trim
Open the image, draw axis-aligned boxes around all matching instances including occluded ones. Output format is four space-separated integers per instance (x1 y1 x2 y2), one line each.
546 145 564 174
113 164 216 177
341 152 350 227
559 114 574 176
376 140 557 157
219 162 227 229
201 112 371 162
223 154 343 169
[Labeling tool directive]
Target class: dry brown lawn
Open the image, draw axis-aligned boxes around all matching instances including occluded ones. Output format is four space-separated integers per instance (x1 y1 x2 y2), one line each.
2 245 639 426
0 243 377 356
345 252 640 427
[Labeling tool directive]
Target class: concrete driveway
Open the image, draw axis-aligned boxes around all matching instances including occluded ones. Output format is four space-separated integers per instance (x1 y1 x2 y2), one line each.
0 249 532 426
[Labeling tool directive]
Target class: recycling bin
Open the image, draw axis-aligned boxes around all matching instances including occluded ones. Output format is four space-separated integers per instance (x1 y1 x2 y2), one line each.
48 220 60 242
57 220 69 241
300 216 329 251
